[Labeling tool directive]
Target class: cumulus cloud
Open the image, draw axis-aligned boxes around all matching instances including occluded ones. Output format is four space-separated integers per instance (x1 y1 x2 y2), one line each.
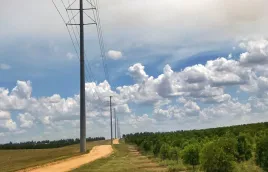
17 113 35 128
11 80 32 99
128 63 149 83
127 114 156 129
66 52 75 60
0 119 17 132
239 39 268 65
0 63 11 70
0 111 10 120
107 50 123 60
3 39 268 141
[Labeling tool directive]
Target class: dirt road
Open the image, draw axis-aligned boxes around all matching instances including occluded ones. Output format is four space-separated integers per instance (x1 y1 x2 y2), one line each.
113 139 119 144
19 145 113 172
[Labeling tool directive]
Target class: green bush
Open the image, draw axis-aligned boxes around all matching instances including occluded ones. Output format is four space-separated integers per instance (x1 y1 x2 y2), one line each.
256 136 268 171
160 143 170 160
169 147 179 162
237 134 253 161
153 142 162 157
182 143 200 170
141 140 151 152
217 137 238 159
201 141 235 172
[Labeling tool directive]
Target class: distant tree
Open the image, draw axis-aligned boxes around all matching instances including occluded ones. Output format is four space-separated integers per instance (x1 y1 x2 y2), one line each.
0 137 105 150
169 147 179 162
140 140 151 152
182 143 200 170
201 141 235 172
237 134 253 161
153 142 162 157
217 137 238 160
160 143 170 160
256 136 268 171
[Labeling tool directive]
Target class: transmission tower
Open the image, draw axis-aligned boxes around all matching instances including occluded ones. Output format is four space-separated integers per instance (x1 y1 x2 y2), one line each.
114 108 117 139
117 117 120 139
117 117 119 139
110 96 113 145
53 0 97 153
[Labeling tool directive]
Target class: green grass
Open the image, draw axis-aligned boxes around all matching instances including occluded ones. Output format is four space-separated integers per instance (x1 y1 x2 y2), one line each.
0 140 110 172
73 142 167 172
234 158 263 172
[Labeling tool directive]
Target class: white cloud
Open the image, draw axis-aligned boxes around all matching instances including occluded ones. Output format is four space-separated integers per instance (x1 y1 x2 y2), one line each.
3 39 268 141
128 63 149 83
239 39 268 65
11 80 32 99
127 114 155 129
107 50 123 60
17 113 35 128
0 111 10 120
66 52 75 60
0 119 17 132
0 63 11 70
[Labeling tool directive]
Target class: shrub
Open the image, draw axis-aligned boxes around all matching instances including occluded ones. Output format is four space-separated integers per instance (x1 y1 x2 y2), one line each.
237 134 253 161
169 147 179 162
153 142 162 157
256 136 268 171
160 143 170 160
201 141 235 172
182 143 200 170
141 140 151 152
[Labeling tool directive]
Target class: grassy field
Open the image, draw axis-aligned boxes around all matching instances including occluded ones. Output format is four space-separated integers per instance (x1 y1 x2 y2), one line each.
73 141 167 172
0 140 110 172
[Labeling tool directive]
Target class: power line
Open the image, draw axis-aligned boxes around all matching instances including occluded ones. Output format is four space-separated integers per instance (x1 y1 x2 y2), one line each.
64 0 95 83
110 96 113 145
114 108 117 139
89 0 110 83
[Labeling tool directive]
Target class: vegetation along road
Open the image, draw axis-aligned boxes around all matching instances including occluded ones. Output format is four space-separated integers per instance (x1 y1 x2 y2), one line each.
73 140 167 172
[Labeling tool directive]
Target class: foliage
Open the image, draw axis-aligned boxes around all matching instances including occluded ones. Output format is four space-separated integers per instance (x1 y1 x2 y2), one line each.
153 141 162 156
237 134 253 161
256 135 268 171
160 143 170 160
0 137 105 149
182 144 200 169
169 147 180 162
201 141 235 172
140 139 152 152
124 122 268 171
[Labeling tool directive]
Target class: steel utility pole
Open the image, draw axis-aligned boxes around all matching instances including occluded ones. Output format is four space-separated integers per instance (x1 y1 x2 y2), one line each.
114 108 117 139
110 96 113 145
117 117 119 139
53 0 98 153
117 118 120 139
79 0 86 153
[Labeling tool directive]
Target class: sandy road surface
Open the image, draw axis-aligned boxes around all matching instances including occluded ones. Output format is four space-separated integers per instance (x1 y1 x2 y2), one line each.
19 145 113 172
113 139 119 144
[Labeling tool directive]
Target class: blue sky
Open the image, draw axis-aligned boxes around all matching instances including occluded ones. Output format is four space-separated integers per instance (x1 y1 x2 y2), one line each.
1 0 268 143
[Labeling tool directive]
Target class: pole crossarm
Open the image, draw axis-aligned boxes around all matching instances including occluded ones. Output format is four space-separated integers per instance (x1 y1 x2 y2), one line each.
67 23 96 25
67 8 96 10
53 0 111 152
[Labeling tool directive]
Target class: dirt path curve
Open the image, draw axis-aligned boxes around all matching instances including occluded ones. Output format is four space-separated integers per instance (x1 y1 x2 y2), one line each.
113 139 119 144
19 145 113 172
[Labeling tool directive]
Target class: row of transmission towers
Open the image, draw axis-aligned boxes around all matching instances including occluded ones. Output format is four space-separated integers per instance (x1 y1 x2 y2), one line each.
53 0 120 153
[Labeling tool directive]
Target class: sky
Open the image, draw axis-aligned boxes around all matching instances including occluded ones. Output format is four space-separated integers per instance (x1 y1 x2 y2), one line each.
1 0 268 143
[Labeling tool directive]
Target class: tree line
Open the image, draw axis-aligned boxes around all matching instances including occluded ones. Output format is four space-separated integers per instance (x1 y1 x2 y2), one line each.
124 122 268 172
0 137 105 149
